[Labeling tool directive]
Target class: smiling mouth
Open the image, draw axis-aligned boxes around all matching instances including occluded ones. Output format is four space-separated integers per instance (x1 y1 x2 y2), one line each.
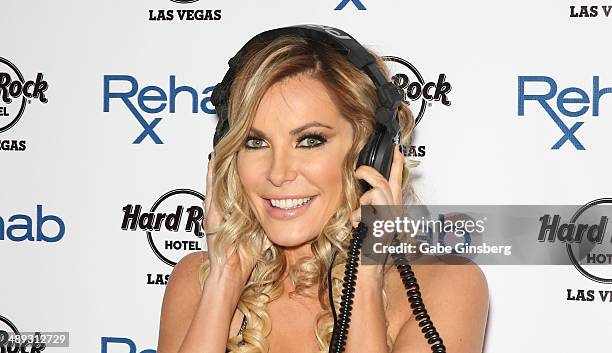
267 196 315 210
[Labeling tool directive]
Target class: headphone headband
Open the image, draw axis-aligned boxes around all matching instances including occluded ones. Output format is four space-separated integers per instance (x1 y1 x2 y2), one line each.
210 24 402 148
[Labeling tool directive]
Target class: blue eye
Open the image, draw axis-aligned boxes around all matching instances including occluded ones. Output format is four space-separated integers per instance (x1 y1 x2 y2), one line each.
297 133 327 148
244 137 269 149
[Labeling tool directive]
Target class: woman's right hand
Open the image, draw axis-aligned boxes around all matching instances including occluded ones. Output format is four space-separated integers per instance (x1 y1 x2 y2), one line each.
204 152 256 289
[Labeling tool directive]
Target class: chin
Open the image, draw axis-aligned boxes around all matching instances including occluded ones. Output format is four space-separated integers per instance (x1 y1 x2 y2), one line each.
266 232 317 248
264 225 320 247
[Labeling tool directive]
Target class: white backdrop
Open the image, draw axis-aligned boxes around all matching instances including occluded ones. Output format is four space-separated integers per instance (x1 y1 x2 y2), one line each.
1 0 611 352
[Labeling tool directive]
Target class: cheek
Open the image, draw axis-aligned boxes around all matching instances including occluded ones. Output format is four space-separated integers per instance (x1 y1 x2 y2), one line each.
304 151 345 201
237 154 261 198
237 155 247 186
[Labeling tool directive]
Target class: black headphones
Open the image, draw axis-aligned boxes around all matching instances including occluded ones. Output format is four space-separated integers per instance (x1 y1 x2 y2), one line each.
210 24 403 192
209 26 448 353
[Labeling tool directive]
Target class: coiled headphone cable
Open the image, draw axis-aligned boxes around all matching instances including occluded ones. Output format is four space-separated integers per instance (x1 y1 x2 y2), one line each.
328 222 446 353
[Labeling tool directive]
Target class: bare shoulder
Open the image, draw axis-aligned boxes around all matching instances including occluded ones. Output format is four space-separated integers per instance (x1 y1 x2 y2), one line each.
389 256 489 353
386 255 488 306
162 250 208 309
170 251 208 292
411 255 489 298
157 251 207 353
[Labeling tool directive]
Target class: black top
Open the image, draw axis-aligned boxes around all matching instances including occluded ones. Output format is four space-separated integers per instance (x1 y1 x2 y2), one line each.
237 314 247 335
226 314 248 352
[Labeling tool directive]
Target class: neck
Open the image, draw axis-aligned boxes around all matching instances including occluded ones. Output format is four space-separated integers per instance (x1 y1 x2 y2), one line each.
283 241 314 268
281 241 320 299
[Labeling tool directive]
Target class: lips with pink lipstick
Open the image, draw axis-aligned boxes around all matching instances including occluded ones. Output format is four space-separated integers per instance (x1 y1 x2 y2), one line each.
262 195 318 220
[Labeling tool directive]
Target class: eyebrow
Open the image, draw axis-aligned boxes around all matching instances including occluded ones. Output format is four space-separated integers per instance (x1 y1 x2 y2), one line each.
249 122 333 139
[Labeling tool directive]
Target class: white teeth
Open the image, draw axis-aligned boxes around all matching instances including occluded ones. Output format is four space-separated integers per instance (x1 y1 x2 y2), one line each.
270 197 312 209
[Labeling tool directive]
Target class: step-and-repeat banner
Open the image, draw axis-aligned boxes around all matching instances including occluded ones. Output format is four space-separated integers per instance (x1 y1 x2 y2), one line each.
1 0 611 352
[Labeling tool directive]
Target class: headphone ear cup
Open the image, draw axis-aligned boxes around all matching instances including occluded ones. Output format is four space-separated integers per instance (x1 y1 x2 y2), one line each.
373 128 395 179
357 138 375 193
357 123 395 192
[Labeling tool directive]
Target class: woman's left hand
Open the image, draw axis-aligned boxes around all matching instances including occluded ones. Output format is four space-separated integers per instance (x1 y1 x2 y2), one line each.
351 144 404 284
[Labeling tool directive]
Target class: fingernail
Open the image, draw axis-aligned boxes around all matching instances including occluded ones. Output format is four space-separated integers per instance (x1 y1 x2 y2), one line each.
208 152 212 160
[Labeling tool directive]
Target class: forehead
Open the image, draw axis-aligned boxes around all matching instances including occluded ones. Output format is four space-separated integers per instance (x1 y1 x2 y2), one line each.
252 74 347 129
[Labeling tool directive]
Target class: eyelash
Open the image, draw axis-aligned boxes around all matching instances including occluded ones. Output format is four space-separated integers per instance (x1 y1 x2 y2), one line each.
244 132 328 150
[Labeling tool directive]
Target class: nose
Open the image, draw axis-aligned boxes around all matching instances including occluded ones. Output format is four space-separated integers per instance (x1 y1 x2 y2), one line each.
266 148 298 187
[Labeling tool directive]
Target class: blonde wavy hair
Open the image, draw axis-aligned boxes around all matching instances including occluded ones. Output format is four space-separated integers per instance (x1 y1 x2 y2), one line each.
198 33 418 353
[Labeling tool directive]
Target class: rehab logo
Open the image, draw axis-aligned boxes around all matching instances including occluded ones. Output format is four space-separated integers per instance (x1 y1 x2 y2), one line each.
334 0 366 10
0 205 65 243
517 76 612 150
0 57 48 152
121 188 205 285
103 75 216 144
148 0 221 21
383 56 453 158
101 337 154 353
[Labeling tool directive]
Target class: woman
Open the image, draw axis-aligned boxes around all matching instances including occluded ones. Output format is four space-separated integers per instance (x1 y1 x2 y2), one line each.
157 29 489 353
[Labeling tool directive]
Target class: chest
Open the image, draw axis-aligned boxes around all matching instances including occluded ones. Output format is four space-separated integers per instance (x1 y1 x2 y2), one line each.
228 272 412 352
266 295 322 353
